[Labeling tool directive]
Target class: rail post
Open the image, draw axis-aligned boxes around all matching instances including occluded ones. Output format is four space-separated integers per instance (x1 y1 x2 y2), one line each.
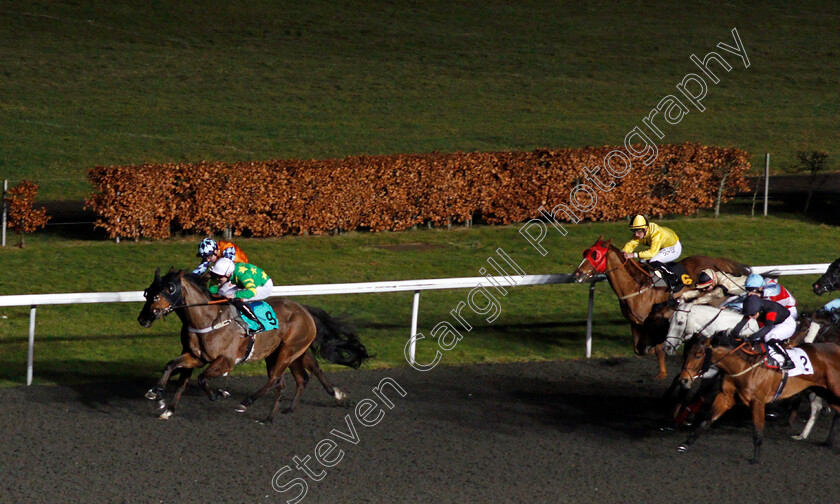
26 305 37 385
585 282 596 358
2 179 7 247
764 153 770 217
408 290 420 364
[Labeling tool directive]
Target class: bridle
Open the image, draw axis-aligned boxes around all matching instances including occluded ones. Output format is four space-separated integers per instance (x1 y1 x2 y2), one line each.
816 261 840 292
145 276 228 319
681 341 758 386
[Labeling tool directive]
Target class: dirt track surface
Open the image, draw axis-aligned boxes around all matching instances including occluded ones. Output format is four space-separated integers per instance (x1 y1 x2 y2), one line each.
3 357 840 504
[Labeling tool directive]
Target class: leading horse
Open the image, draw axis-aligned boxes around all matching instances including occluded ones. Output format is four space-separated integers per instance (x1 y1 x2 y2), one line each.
138 268 371 422
676 334 840 464
573 236 750 378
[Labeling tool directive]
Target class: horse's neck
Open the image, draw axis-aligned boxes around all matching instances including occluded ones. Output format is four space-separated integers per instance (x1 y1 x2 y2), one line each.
604 251 647 293
180 277 228 328
711 346 754 376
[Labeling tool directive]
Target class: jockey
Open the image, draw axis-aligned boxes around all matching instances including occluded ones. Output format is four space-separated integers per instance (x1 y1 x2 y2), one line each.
193 237 249 276
745 273 798 320
681 268 747 305
621 215 683 291
731 293 795 370
817 298 840 325
208 257 274 337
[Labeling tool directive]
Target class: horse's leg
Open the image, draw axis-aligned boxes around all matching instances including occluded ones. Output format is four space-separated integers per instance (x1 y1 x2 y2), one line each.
653 343 667 380
282 359 311 417
678 380 736 452
748 399 766 464
820 406 840 448
196 356 234 402
160 368 195 420
303 350 346 402
793 392 825 441
146 352 199 404
237 349 282 414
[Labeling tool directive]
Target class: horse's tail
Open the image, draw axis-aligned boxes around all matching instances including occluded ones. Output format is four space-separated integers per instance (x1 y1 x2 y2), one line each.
305 305 373 368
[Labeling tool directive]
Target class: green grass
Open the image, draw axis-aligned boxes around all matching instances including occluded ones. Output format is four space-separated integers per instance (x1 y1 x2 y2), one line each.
1 214 838 387
1 1 839 199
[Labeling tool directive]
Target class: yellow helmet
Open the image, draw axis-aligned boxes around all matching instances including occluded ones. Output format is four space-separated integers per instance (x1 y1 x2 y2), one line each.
629 215 649 230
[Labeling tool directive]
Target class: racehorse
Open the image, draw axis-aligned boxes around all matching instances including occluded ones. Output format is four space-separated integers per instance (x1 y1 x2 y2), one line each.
813 257 840 295
676 334 840 464
662 303 758 356
784 309 840 440
573 236 750 378
137 268 371 422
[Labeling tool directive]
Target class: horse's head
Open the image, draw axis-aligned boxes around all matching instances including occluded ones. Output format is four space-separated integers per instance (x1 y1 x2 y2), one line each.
573 236 612 282
663 304 693 355
813 258 840 295
138 267 184 327
678 337 712 389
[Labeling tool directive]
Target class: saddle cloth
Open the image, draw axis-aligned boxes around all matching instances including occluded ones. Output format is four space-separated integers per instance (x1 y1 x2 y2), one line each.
781 347 814 377
243 301 280 332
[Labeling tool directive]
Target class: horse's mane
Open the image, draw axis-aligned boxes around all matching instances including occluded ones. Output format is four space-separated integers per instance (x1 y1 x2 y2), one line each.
182 271 214 297
605 241 651 284
709 330 733 347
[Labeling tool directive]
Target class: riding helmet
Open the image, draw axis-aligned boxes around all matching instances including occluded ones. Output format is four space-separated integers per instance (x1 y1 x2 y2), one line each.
696 270 714 289
210 257 236 277
197 237 218 258
745 273 765 291
629 215 648 230
743 294 762 316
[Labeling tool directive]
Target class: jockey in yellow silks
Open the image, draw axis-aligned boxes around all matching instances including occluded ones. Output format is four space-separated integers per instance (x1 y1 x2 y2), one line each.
622 215 683 291
621 215 682 262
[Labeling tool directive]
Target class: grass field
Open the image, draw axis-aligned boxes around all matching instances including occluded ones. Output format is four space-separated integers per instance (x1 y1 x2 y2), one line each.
1 214 838 387
2 1 839 199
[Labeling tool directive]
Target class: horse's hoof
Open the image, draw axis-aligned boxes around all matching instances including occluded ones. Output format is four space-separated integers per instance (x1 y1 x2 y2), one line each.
658 425 676 432
145 389 158 400
677 443 689 453
282 407 294 415
156 399 167 411
792 434 806 441
258 417 273 426
220 390 230 399
334 389 347 401
159 409 173 420
234 404 248 413
748 458 760 465
654 372 668 381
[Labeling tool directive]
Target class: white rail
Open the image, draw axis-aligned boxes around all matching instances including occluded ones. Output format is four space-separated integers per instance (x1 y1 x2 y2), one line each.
0 264 829 385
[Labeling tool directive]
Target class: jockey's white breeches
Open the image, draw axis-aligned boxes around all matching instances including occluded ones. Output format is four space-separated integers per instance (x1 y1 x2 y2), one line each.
647 240 682 264
762 315 797 342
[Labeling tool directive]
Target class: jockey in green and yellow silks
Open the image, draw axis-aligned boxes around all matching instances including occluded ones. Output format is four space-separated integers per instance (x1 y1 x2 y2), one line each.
208 258 274 336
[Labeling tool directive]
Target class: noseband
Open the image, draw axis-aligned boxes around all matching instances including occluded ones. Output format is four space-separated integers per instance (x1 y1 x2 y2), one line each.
144 278 184 319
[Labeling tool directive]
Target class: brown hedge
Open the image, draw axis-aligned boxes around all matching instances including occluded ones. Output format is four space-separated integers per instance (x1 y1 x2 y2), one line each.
85 143 751 240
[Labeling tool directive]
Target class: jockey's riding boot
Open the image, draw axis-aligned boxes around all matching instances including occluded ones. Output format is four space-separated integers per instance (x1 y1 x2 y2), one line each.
651 261 682 293
239 301 266 336
769 340 795 371
230 298 264 337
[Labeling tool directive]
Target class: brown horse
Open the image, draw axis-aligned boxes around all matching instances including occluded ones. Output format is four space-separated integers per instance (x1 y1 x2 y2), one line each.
676 334 840 464
137 268 371 423
573 236 749 378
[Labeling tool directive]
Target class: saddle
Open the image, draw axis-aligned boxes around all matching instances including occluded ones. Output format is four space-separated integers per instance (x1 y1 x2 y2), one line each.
739 339 792 371
648 261 692 293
